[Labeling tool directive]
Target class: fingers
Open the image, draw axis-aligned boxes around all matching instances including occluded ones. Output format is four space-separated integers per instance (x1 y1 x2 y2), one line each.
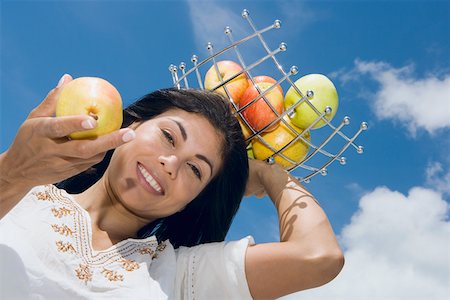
33 113 135 160
28 74 73 119
62 128 136 159
37 115 98 139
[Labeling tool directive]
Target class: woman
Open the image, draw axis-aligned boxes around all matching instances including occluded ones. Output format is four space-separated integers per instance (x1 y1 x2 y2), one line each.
0 74 344 299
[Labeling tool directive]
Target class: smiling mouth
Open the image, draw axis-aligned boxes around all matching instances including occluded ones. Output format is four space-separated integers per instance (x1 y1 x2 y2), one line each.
137 163 164 195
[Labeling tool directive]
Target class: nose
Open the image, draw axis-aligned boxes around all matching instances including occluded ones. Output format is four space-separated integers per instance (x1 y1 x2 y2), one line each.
159 154 180 179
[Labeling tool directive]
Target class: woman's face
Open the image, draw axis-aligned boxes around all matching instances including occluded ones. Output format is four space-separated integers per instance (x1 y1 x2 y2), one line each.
106 108 224 220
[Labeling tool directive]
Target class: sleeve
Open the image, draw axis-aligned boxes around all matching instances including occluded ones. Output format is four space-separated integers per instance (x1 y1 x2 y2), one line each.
174 236 255 300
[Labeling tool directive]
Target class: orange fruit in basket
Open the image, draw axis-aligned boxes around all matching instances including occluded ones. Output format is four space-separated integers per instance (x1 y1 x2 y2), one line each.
252 116 310 168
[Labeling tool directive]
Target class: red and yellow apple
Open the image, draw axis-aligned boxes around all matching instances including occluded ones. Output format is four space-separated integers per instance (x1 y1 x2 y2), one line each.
204 60 248 104
247 75 283 94
239 80 284 133
252 116 310 168
56 77 123 139
284 74 338 129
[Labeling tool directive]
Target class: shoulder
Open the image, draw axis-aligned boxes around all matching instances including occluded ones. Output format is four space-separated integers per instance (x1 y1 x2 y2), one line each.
2 184 73 221
173 236 255 299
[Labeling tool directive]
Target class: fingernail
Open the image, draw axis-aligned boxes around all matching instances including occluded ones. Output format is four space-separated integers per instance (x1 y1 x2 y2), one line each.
57 74 69 88
122 130 136 142
81 118 96 129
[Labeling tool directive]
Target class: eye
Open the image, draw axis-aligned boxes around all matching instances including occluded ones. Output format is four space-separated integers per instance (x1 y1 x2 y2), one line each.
162 129 175 146
188 163 202 180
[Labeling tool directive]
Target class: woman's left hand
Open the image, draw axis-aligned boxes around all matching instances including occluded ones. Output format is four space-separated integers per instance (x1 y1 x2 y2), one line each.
244 159 267 198
244 158 292 199
245 159 286 198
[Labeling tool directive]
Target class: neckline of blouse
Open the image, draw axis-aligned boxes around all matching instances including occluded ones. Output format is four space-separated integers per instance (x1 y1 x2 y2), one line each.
49 184 159 254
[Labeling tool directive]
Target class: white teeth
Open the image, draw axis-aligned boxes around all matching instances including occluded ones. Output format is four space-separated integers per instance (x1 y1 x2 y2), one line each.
138 164 162 193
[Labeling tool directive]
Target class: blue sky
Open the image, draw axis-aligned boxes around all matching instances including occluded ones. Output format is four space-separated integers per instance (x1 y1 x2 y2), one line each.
1 0 449 299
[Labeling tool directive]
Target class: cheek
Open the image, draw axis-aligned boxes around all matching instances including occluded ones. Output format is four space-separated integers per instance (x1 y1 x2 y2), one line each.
169 174 206 212
172 177 204 205
109 146 133 174
107 141 148 195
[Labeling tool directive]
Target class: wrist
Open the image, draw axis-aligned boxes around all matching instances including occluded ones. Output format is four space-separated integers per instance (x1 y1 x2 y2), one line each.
0 151 33 193
259 163 288 185
258 163 291 202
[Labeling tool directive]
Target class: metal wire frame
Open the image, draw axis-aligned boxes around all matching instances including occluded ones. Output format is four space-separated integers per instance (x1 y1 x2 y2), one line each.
169 9 368 183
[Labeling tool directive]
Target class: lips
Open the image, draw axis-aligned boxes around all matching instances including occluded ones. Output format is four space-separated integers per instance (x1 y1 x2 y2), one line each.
136 162 165 196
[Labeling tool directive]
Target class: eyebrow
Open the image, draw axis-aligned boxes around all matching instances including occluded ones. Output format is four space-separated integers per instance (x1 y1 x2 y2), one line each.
170 118 187 141
169 118 214 177
196 154 214 177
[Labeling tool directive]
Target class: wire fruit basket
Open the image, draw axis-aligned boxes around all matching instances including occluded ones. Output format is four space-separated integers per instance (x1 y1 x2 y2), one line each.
169 9 367 183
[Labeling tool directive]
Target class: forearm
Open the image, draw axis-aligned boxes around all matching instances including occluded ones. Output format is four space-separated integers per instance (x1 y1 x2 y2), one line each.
245 161 344 297
260 164 342 254
0 151 33 219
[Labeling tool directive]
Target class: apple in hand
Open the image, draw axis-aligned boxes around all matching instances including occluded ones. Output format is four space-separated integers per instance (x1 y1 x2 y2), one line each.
56 77 123 139
239 80 284 133
252 116 310 168
284 74 338 129
204 60 248 104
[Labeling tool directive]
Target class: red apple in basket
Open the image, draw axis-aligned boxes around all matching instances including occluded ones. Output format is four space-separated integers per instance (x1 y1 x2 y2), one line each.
239 80 284 133
56 77 123 139
247 75 283 94
204 60 248 104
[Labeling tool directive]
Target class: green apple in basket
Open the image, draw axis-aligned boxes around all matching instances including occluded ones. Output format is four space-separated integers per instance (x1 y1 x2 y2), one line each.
284 74 338 129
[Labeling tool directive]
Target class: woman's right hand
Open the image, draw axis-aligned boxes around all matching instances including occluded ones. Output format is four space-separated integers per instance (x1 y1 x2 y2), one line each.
0 74 135 217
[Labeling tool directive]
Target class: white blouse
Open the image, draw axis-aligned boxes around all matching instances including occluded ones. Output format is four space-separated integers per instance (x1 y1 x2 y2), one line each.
0 185 254 299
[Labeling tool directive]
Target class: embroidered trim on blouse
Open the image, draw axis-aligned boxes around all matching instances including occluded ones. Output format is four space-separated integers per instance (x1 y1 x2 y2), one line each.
75 264 93 283
101 267 124 282
32 185 167 284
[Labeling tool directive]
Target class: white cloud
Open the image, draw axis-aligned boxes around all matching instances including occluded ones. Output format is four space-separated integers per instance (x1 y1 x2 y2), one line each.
426 161 450 195
184 1 320 88
281 185 450 300
336 60 450 137
185 1 248 54
277 0 321 33
345 182 367 198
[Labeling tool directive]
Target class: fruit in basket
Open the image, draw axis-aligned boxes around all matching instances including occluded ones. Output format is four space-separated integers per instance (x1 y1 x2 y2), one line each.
237 114 253 141
204 60 248 104
284 74 338 129
231 105 253 141
246 144 255 159
239 80 284 133
247 75 283 94
252 116 310 168
56 77 123 139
